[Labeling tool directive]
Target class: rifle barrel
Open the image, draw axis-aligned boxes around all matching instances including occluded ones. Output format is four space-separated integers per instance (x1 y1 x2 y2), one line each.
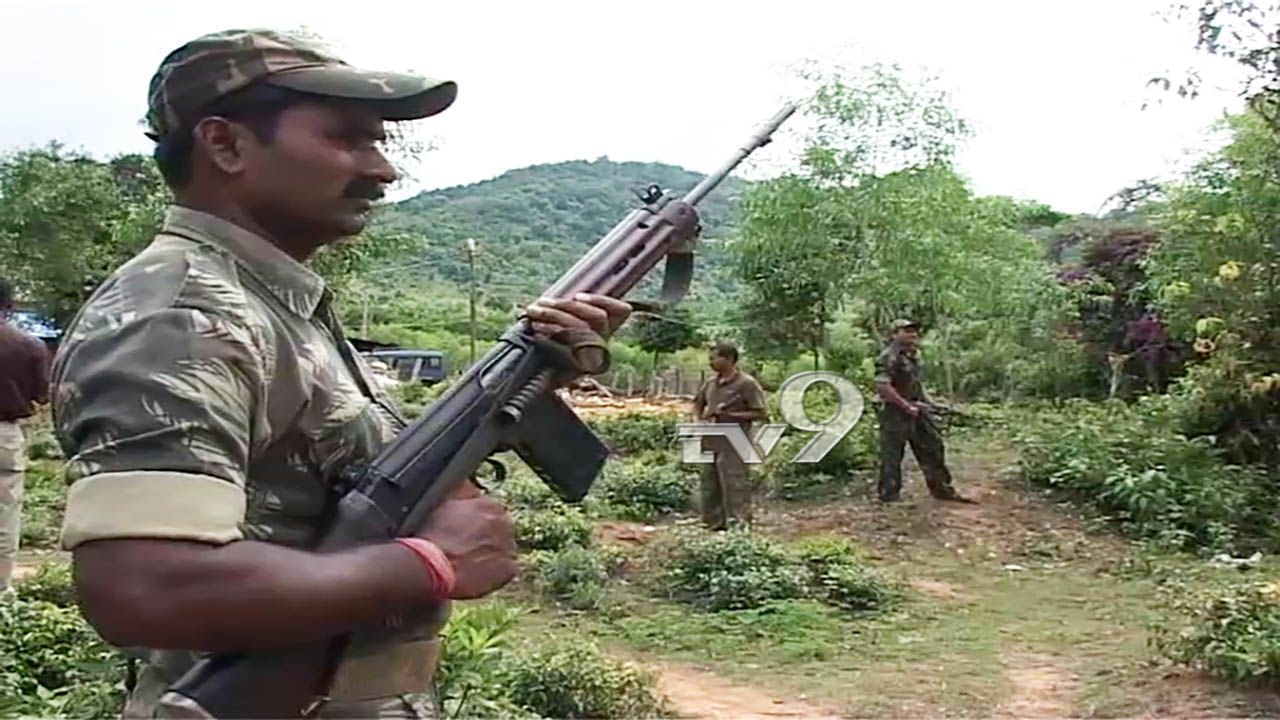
681 103 798 206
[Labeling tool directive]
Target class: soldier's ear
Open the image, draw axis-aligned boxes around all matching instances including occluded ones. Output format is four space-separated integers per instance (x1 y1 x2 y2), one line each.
192 117 254 177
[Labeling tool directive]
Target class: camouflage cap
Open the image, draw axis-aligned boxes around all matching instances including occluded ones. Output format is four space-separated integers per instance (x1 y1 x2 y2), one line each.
146 29 457 139
890 319 921 331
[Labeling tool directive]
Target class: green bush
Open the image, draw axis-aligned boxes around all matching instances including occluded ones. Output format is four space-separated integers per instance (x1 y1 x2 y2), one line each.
0 597 125 719
791 535 901 612
762 423 873 502
431 604 667 719
24 420 62 461
589 451 692 522
1156 580 1280 683
512 507 593 551
528 545 624 611
429 602 535 720
587 413 680 455
498 468 563 511
387 376 454 420
505 642 667 719
1015 398 1280 553
653 529 899 614
814 562 900 612
14 562 75 607
654 528 806 611
21 460 65 549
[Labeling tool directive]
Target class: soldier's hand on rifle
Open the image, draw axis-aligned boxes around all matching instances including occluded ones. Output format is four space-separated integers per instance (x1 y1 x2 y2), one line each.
526 293 632 339
413 487 518 600
904 402 921 419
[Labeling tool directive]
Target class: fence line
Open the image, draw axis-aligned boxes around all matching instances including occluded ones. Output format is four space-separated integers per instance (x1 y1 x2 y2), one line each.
596 367 707 397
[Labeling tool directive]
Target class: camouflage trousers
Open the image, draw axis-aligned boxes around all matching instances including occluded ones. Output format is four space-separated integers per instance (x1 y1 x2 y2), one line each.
0 422 23 591
877 407 957 501
700 435 752 529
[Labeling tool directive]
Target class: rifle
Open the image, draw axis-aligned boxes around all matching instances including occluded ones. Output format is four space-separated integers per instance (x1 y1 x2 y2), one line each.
157 104 798 719
918 402 977 428
919 402 964 417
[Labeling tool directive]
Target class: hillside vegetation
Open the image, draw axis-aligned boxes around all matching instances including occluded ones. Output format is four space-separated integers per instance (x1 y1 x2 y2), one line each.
376 158 747 307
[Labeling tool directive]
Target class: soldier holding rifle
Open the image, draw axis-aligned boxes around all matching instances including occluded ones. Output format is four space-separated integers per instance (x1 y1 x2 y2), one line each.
874 319 974 504
52 29 629 718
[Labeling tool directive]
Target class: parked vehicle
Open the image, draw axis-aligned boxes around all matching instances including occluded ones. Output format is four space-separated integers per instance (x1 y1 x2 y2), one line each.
362 349 447 385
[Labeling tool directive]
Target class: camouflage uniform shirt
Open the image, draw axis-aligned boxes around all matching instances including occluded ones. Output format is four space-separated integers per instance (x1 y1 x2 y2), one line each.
874 341 925 403
52 205 440 715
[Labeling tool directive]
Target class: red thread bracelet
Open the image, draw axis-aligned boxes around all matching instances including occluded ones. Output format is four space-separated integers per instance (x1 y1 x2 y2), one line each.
394 538 457 598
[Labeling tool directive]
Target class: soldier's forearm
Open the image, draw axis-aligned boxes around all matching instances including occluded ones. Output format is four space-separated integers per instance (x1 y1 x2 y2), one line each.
73 537 437 652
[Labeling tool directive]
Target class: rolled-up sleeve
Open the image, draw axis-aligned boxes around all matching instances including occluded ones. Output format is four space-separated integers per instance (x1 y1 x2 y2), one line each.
55 307 261 549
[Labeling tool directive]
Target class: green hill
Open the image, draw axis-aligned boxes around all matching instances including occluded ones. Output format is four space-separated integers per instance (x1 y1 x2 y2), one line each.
373 157 747 311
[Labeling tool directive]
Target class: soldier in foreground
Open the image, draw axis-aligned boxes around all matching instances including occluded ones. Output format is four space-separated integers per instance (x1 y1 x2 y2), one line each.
0 279 51 592
692 342 769 529
52 29 629 718
874 320 972 504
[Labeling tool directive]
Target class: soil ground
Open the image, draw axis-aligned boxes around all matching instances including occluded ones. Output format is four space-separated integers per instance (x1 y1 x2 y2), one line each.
509 432 1280 719
17 407 1280 718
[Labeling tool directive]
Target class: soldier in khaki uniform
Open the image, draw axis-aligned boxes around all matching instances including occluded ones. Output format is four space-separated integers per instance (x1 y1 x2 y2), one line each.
53 29 629 718
692 342 768 529
874 319 970 504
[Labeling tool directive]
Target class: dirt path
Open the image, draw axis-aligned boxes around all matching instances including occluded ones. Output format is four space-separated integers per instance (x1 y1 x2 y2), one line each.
655 663 842 720
642 440 1280 718
997 653 1079 718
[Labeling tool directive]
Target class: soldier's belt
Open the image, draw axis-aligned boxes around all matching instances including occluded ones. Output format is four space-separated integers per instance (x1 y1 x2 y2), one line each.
325 637 442 701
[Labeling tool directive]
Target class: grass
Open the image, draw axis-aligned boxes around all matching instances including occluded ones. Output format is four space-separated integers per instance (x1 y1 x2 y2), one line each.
487 436 1280 718
498 538 1278 718
11 413 1279 718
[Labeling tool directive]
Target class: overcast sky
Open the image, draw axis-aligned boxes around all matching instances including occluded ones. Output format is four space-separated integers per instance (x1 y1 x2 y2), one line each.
2 0 1249 214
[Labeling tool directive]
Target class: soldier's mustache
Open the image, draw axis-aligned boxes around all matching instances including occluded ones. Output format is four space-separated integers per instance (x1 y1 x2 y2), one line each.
344 181 385 202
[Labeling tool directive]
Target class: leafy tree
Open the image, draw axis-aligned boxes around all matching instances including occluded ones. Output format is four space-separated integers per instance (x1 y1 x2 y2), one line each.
733 63 1071 396
1147 110 1280 356
0 145 167 326
0 145 423 329
1157 2 1280 130
629 308 701 372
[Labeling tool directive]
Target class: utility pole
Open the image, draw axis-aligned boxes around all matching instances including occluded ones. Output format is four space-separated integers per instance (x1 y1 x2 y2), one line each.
466 238 478 364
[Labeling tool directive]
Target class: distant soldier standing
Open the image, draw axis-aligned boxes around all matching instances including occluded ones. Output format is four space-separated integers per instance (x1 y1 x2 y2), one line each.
693 342 768 529
0 279 51 590
874 320 970 503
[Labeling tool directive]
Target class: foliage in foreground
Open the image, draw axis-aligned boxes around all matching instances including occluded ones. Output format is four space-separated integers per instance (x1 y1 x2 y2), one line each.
511 506 594 552
1015 396 1280 554
21 459 65 550
505 643 666 719
524 545 625 611
431 602 667 719
1156 579 1280 683
590 450 693 522
585 412 681 456
651 529 900 613
0 563 124 719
